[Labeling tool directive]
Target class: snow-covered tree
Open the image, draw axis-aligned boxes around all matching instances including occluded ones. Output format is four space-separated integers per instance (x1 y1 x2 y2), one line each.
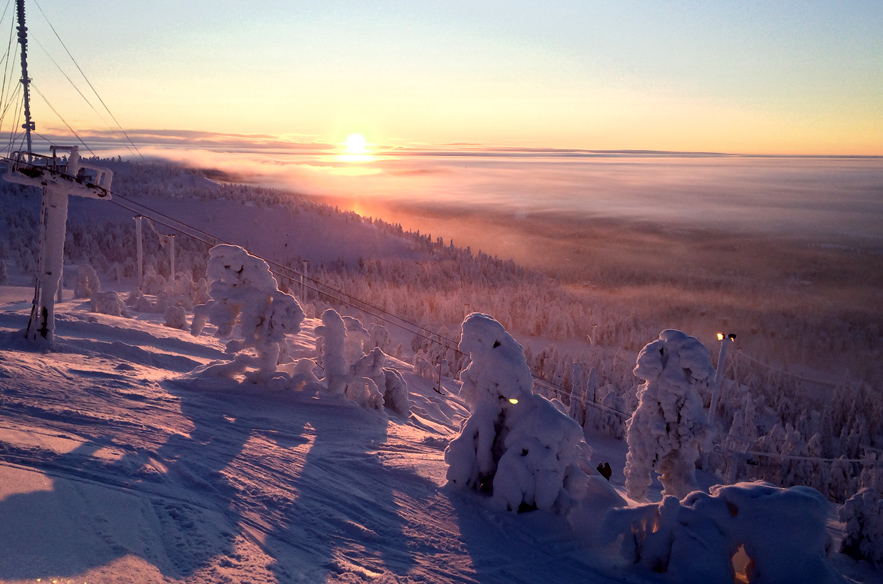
191 245 305 382
445 313 594 516
74 263 100 298
315 308 348 395
353 347 410 415
315 309 401 411
90 291 128 317
624 330 715 500
839 487 883 568
164 304 187 329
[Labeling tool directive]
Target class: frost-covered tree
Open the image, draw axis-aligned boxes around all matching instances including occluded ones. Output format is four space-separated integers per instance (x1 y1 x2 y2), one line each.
445 313 594 516
353 347 410 415
567 362 588 427
315 308 348 395
368 323 393 354
74 263 100 298
625 330 715 500
90 291 128 317
164 305 188 329
315 309 391 411
191 245 305 382
839 487 883 568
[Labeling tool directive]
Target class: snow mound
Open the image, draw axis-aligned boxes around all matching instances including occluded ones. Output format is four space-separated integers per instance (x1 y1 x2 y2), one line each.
601 481 844 584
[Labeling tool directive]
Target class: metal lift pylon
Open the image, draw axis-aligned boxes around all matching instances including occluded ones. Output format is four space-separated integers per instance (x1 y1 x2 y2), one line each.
5 147 113 341
3 0 114 342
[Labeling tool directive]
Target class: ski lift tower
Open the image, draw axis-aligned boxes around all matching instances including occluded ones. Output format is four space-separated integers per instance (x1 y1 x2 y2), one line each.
3 0 113 341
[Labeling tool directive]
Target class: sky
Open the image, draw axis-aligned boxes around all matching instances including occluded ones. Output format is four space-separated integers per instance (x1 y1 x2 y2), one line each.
9 0 883 156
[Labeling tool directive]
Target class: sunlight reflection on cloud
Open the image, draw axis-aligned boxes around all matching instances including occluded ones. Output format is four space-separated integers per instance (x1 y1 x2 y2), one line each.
86 132 883 241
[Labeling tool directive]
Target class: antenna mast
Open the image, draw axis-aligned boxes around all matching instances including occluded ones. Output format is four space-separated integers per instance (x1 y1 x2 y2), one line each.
16 0 34 153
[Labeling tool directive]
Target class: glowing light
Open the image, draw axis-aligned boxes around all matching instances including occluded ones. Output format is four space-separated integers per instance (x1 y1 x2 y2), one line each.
508 398 519 405
343 133 368 154
717 333 725 341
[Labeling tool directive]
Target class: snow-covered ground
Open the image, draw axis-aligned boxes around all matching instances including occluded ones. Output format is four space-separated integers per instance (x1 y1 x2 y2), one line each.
0 293 628 583
1 163 881 583
1 289 881 583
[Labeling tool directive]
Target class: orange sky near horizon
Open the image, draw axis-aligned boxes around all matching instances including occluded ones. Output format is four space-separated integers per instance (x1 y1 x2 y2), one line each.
10 1 883 157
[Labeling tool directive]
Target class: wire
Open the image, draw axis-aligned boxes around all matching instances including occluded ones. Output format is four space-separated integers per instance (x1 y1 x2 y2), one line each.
32 36 139 160
30 82 95 156
105 191 636 420
100 189 633 418
734 349 838 388
31 0 143 160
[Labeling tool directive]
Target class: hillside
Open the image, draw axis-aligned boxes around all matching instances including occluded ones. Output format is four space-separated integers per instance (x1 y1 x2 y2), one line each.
1 160 882 583
0 289 643 583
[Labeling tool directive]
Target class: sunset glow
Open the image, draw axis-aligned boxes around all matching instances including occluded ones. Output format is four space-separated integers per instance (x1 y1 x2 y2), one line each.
15 2 882 156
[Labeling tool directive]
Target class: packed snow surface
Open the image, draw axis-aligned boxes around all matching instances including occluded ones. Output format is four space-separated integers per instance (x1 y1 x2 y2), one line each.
0 299 626 583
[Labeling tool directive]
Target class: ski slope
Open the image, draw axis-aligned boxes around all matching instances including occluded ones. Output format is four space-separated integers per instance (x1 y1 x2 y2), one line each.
0 294 635 583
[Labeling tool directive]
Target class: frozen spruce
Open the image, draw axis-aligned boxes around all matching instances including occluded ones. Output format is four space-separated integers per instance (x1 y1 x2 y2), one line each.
445 313 594 516
839 487 883 568
315 308 396 411
190 244 305 382
353 347 410 416
625 329 715 500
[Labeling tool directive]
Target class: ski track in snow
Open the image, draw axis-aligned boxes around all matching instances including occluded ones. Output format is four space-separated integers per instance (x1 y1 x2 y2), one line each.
0 302 635 584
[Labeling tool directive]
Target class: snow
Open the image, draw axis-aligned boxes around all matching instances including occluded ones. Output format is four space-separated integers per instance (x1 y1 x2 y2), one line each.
1 169 881 583
2 297 873 583
600 481 845 584
0 297 613 584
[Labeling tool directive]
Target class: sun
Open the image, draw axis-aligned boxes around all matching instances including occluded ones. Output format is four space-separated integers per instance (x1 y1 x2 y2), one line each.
343 133 368 154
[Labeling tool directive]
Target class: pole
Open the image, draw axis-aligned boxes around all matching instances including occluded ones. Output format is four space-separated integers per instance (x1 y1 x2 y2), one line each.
302 259 309 300
15 0 34 154
134 215 143 290
708 333 734 427
169 234 175 285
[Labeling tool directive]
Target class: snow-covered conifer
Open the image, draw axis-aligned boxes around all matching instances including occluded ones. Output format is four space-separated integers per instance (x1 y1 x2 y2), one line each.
164 305 187 329
624 330 715 500
315 309 392 410
353 347 410 415
315 308 348 395
75 263 100 298
445 314 593 516
368 323 393 354
840 487 883 568
342 315 369 370
190 245 305 382
90 291 128 317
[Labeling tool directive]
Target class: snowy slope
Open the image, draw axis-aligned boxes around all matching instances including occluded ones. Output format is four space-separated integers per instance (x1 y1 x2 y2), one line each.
1 166 882 583
0 296 636 584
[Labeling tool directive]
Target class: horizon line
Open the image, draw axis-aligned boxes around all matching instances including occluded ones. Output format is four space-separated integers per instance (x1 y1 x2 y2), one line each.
6 128 883 160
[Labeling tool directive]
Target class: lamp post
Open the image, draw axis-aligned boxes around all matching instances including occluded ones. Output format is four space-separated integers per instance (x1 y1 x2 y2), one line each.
708 332 736 427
